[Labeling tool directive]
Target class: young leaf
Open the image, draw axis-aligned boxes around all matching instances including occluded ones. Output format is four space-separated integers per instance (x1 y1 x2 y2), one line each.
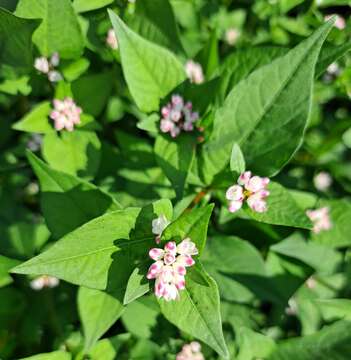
202 20 334 183
0 8 38 72
154 134 196 199
230 143 245 173
13 101 53 134
108 10 186 112
15 0 84 59
42 130 101 178
27 151 121 239
78 287 124 351
159 263 229 358
162 204 214 254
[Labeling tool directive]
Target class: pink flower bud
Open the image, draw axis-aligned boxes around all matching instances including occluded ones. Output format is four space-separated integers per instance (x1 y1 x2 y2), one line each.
164 252 176 265
228 200 243 213
176 255 195 267
246 176 266 192
226 184 244 201
185 60 204 84
147 261 163 279
149 248 164 261
238 171 252 186
247 194 267 213
34 57 49 74
177 238 198 256
164 241 177 254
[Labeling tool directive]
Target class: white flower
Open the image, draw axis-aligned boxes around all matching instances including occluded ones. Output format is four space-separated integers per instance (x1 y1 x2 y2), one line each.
185 60 204 84
30 275 59 290
314 172 332 192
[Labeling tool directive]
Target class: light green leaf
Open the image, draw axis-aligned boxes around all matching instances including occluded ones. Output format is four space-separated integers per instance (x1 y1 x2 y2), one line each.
202 20 334 182
244 182 312 229
42 130 101 178
13 101 53 134
27 151 121 239
0 76 31 95
0 7 38 71
73 0 113 13
78 287 124 351
108 10 186 112
315 299 351 320
268 321 351 360
159 263 229 358
162 204 214 254
19 351 71 360
15 0 84 59
154 134 196 199
230 143 245 173
62 58 90 82
0 255 20 287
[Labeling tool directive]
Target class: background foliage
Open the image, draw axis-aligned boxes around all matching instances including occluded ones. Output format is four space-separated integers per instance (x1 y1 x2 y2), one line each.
0 0 351 359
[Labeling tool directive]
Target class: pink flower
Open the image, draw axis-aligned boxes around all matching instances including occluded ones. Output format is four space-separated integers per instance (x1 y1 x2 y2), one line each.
30 275 59 290
314 172 332 192
160 95 200 137
325 14 346 30
185 60 204 84
106 28 118 49
147 238 198 301
176 342 204 360
34 52 62 82
225 28 240 46
306 207 332 234
226 171 270 213
50 97 82 132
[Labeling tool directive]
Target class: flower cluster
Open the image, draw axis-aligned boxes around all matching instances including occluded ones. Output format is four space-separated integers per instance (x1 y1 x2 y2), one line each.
160 95 199 138
50 97 82 132
225 28 240 45
226 171 270 213
313 172 332 192
185 60 204 84
147 238 198 301
30 275 59 290
152 214 170 244
106 28 118 50
306 207 332 234
176 342 204 360
34 52 62 82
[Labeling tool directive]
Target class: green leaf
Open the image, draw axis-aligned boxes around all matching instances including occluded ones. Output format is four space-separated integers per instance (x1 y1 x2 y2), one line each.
129 0 184 54
72 72 113 117
0 7 38 72
230 143 245 173
62 58 90 82
11 208 141 289
159 263 229 358
13 101 53 134
78 287 124 351
15 0 84 59
73 0 113 13
268 321 351 360
244 182 312 229
42 130 101 178
315 299 351 320
202 20 334 182
0 75 31 95
312 199 351 248
19 351 71 360
0 255 20 287
27 151 121 239
162 204 214 254
271 232 342 274
108 10 186 112
154 134 196 199
316 42 351 77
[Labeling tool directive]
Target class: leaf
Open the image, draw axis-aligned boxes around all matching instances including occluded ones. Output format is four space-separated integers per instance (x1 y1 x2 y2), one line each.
312 199 351 248
271 232 342 274
27 151 121 239
73 0 113 13
0 75 31 95
244 182 312 229
202 20 334 182
129 0 184 54
154 134 196 199
78 287 124 351
62 58 90 82
108 10 186 112
13 101 53 134
42 130 101 178
268 321 351 360
230 143 245 173
15 0 84 59
19 351 71 360
0 7 38 72
162 204 214 254
0 255 20 287
316 42 351 77
315 299 351 320
159 263 229 358
11 208 141 289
